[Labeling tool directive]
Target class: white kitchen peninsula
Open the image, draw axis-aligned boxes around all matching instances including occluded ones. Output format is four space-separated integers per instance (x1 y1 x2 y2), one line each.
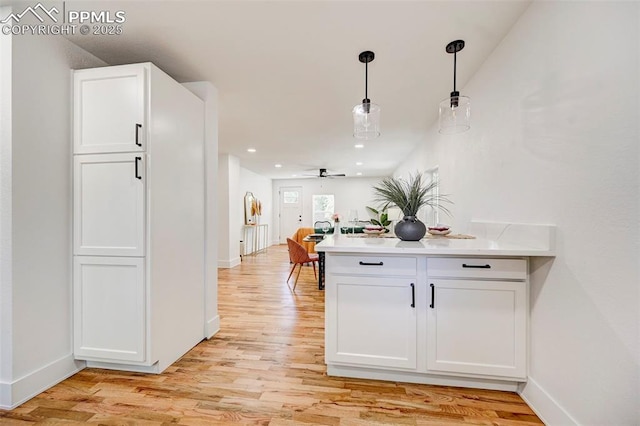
315 222 555 392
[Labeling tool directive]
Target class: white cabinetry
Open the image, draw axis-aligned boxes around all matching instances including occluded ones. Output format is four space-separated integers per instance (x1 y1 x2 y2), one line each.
73 153 145 256
325 251 530 390
73 63 205 372
325 255 418 370
73 256 145 362
74 65 146 154
427 258 528 380
427 258 528 381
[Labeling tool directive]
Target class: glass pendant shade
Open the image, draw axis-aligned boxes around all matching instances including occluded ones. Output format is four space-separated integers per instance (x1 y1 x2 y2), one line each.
439 40 470 135
353 102 381 140
438 95 470 134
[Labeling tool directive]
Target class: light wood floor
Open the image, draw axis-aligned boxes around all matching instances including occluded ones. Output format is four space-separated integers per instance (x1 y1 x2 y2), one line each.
0 245 542 425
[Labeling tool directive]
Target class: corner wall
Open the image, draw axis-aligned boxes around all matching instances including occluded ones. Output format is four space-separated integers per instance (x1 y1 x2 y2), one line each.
239 167 273 251
217 154 241 268
0 31 106 408
394 2 639 424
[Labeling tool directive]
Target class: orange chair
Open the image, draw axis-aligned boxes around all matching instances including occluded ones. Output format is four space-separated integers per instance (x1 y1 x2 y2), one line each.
286 238 319 290
292 227 316 253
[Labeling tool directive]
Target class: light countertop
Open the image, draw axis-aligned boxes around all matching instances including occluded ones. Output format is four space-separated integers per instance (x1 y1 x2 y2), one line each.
315 222 556 257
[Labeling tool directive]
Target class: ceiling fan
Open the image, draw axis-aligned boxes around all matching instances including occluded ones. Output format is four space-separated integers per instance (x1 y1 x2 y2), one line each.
305 168 346 178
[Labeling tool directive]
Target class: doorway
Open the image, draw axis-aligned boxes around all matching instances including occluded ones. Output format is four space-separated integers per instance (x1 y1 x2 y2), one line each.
279 186 303 243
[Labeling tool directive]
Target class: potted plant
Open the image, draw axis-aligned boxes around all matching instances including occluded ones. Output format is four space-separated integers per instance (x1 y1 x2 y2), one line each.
372 172 451 241
365 206 392 232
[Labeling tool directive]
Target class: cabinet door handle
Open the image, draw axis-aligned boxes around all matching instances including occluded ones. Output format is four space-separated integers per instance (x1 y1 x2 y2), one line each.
462 263 491 269
430 283 435 309
358 261 383 266
135 123 142 147
410 283 415 308
135 156 142 180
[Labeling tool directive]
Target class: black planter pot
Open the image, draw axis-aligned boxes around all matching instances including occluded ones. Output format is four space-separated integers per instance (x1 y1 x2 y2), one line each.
394 216 426 241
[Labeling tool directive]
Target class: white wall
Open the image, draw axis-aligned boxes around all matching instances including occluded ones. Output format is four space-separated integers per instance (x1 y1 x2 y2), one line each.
182 82 220 339
395 2 639 424
271 176 387 243
217 154 241 268
239 167 272 250
0 29 106 408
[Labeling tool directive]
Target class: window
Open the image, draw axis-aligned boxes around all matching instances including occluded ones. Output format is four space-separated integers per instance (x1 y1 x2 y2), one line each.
424 167 440 226
282 191 299 204
312 194 334 223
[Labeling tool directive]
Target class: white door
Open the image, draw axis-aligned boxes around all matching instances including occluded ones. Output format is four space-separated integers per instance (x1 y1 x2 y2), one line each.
74 64 146 154
326 275 417 370
427 279 527 379
74 256 146 363
279 186 303 243
74 153 145 256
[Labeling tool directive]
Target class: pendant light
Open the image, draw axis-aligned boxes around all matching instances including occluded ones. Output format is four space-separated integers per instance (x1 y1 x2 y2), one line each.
439 40 470 134
353 51 380 140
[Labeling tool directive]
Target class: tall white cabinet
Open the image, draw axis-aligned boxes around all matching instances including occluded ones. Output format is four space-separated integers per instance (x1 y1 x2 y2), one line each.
73 63 206 373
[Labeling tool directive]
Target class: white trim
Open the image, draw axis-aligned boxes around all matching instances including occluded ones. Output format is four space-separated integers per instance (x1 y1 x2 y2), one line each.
0 354 85 410
519 376 579 426
205 315 220 339
327 364 519 392
218 257 241 269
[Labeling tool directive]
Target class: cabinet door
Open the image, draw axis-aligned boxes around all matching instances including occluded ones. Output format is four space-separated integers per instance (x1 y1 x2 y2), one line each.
74 153 145 256
427 279 527 379
326 275 417 369
74 65 146 153
74 256 145 363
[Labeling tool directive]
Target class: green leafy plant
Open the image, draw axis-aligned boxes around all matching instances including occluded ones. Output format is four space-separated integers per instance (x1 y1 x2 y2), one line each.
372 172 452 218
366 206 391 229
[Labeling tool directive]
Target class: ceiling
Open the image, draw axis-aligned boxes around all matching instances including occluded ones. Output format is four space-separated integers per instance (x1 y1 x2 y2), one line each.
20 0 530 179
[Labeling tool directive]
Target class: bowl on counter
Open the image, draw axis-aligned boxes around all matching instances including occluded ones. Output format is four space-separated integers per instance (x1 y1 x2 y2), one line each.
427 225 451 236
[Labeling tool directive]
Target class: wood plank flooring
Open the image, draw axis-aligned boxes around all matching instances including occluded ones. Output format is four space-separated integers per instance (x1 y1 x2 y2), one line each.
0 245 543 425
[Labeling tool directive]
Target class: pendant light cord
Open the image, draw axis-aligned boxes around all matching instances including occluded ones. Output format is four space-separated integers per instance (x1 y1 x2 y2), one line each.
364 60 369 101
453 50 457 92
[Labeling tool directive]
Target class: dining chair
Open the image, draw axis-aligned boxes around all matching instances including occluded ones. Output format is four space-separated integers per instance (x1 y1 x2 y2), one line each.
314 220 332 229
286 238 319 290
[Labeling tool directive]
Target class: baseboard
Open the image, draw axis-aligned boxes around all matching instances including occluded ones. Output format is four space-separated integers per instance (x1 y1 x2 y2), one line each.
205 315 220 339
218 257 241 269
85 360 160 374
519 376 579 425
327 364 519 392
0 354 85 410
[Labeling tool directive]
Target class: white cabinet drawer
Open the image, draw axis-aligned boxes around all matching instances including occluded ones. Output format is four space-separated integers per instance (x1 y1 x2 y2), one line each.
427 257 526 280
329 255 417 276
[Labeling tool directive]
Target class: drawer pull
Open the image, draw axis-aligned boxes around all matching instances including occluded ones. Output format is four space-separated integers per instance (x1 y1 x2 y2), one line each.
135 156 142 180
430 283 435 309
462 263 491 269
410 283 415 308
358 261 383 266
135 123 142 146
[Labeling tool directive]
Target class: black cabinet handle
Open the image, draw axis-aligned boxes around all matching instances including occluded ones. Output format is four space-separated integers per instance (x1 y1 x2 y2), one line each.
135 156 142 180
430 283 435 309
135 123 142 147
358 261 383 266
410 283 415 308
462 263 491 269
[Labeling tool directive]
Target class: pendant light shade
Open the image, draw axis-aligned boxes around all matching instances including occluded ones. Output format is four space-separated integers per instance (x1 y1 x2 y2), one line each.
353 51 380 140
439 40 470 134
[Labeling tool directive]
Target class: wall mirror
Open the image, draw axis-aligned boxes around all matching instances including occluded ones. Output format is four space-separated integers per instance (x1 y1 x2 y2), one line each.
244 192 255 225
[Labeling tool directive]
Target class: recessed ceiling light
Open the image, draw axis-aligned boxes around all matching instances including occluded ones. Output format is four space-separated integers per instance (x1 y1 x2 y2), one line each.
291 174 297 177
356 162 363 166
354 144 364 149
247 148 256 153
356 172 362 176
275 164 282 168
